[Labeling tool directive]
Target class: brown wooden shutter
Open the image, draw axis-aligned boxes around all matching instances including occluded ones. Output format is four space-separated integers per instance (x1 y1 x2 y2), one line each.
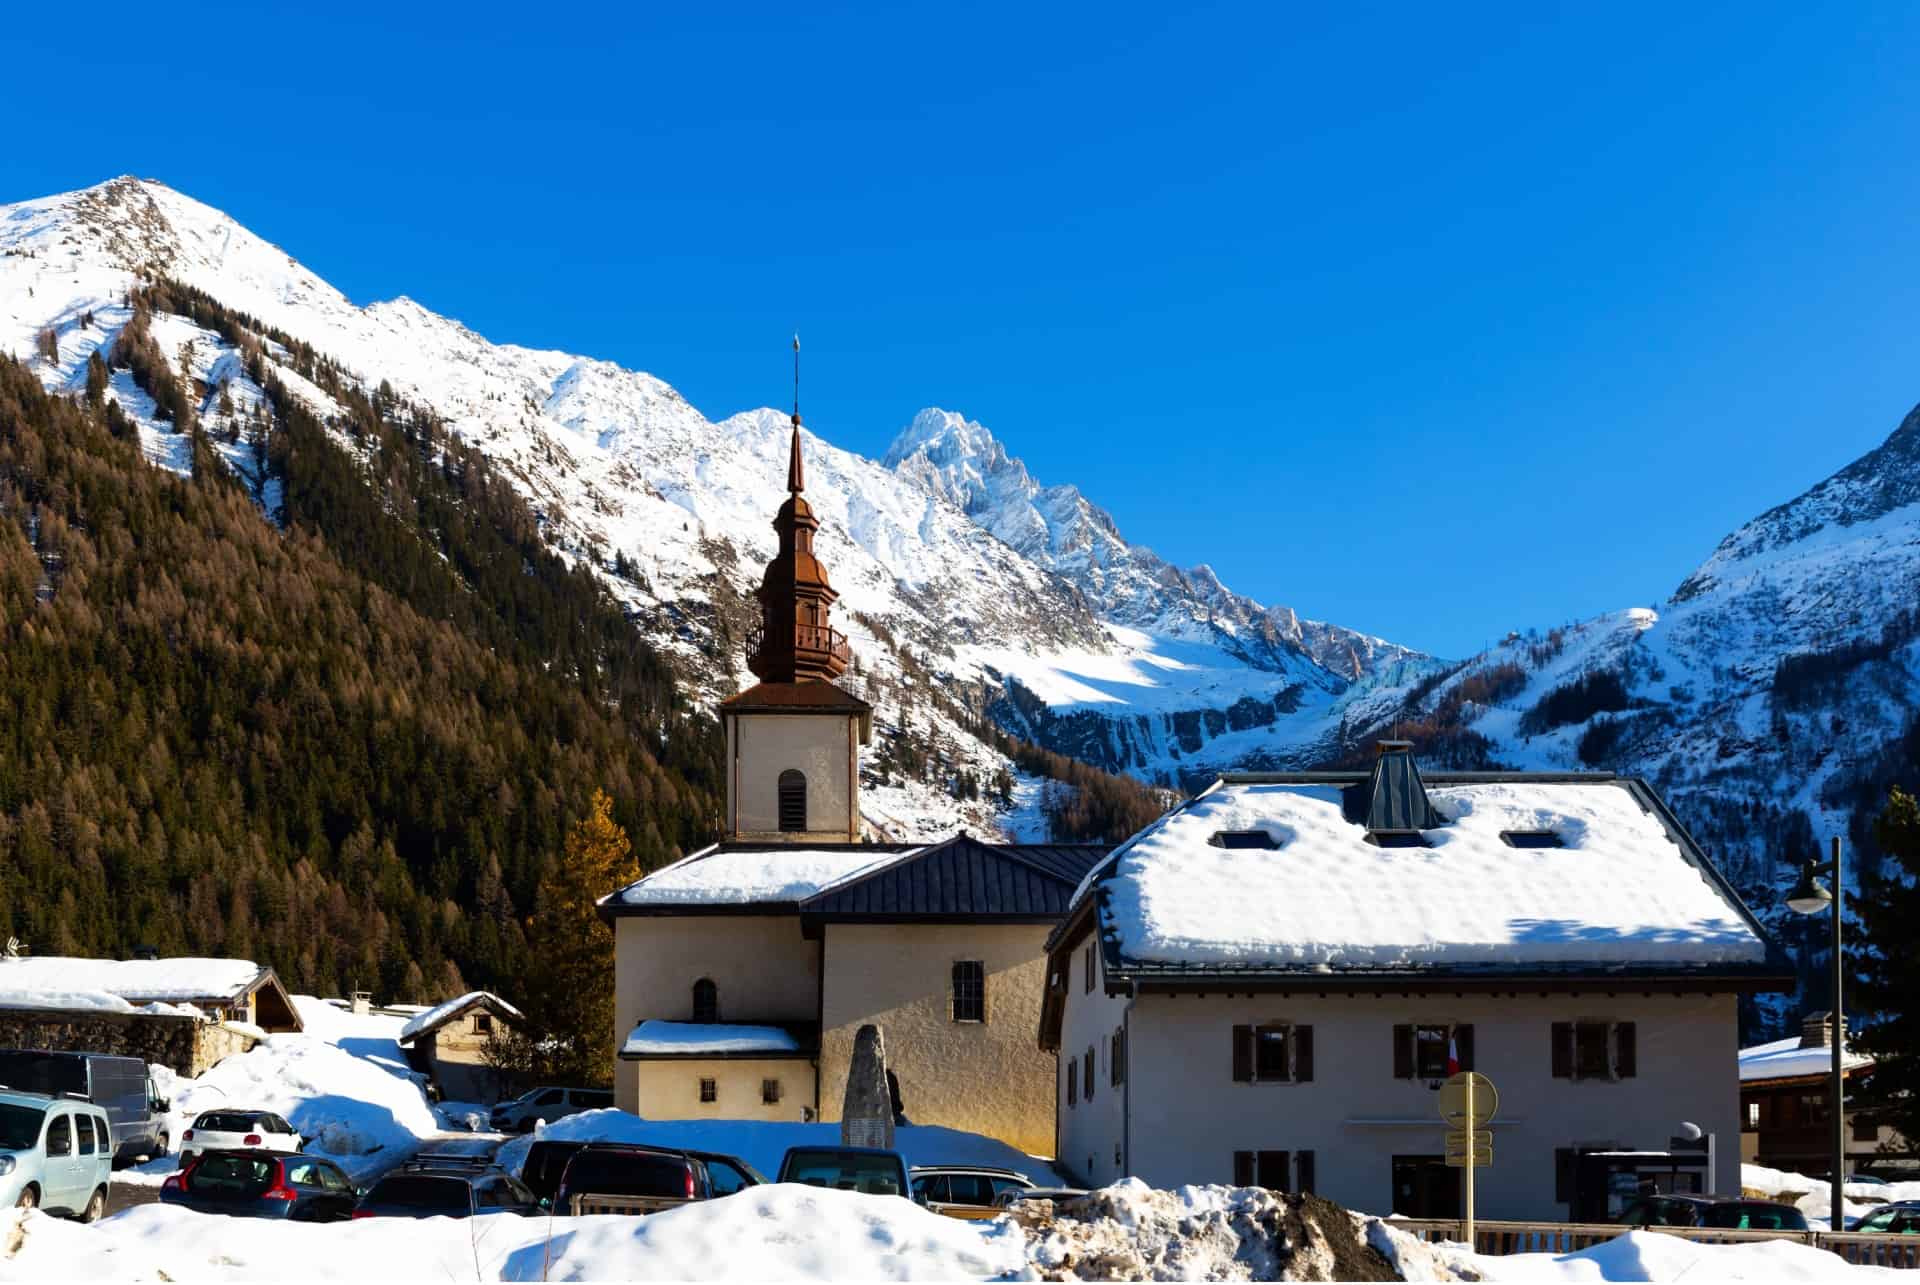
1555 1148 1575 1203
1233 1151 1254 1187
1393 1025 1413 1079
1257 1150 1290 1192
1455 1023 1475 1072
1551 1022 1574 1078
1067 1056 1076 1106
1085 1046 1095 1100
1295 1150 1315 1195
1614 1022 1637 1078
1293 1025 1313 1082
1232 1025 1253 1082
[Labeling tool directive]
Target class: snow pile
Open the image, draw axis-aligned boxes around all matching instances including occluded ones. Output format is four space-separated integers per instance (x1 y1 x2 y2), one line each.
396 991 523 1044
623 1021 801 1056
161 996 438 1181
1094 779 1767 968
0 988 137 1014
1373 1223 1905 1281
0 1189 1026 1281
1008 1179 1398 1281
0 956 264 1003
612 845 911 907
496 1110 1065 1187
1738 1034 1873 1081
1741 1162 1920 1230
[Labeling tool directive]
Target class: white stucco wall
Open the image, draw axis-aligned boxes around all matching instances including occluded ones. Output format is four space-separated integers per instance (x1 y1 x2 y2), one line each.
1075 990 1741 1220
630 1057 814 1122
726 712 859 842
1055 938 1129 1187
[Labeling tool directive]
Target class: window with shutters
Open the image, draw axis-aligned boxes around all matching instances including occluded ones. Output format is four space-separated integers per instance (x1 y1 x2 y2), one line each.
762 1078 782 1105
777 769 807 832
1084 1046 1095 1101
698 1077 717 1104
951 960 985 1023
1067 1056 1077 1107
1394 1023 1474 1079
1231 1150 1293 1192
1551 1021 1637 1080
1295 1150 1315 1195
692 977 719 1023
1111 1028 1126 1087
1232 1023 1313 1084
1083 944 1095 993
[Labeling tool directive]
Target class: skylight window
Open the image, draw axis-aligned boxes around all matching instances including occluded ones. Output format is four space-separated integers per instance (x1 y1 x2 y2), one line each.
1500 830 1567 849
1211 830 1281 850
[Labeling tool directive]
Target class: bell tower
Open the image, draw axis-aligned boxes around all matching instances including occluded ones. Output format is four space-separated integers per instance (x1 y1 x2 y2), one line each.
718 339 872 843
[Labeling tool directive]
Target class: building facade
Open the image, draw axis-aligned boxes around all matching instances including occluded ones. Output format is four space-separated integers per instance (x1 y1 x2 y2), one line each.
1041 744 1793 1221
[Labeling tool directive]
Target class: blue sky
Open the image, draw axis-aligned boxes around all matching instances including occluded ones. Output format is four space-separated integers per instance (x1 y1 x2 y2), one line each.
8 2 1920 656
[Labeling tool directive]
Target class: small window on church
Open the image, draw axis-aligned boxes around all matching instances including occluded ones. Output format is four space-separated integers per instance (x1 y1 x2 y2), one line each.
952 961 985 1023
778 769 808 832
692 978 719 1023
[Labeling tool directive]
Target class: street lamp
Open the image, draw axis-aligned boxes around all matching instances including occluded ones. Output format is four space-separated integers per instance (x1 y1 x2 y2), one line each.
1785 835 1845 1230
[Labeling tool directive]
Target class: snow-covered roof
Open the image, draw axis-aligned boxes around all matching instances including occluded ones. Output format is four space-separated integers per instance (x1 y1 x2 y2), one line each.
397 991 525 1045
1738 1035 1873 1083
606 844 917 909
622 1021 806 1058
1080 775 1776 975
0 955 271 1002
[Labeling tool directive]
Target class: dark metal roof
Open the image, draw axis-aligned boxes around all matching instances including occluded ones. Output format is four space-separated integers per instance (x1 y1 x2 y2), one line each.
800 834 1109 922
719 681 871 714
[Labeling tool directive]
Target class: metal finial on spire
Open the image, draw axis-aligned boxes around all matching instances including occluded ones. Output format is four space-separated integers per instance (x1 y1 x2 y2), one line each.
792 333 801 427
787 335 805 495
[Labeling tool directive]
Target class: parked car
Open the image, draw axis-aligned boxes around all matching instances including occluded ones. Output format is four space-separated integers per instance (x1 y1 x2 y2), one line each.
522 1139 762 1205
1852 1201 1920 1235
994 1185 1089 1208
777 1146 910 1198
1615 1193 1809 1231
353 1156 539 1219
178 1110 301 1167
487 1086 614 1134
553 1145 713 1215
159 1149 356 1222
910 1165 1037 1219
0 1049 169 1165
0 1089 113 1220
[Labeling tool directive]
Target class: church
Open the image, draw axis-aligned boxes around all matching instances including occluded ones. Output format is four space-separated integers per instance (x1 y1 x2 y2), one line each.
599 397 1107 1157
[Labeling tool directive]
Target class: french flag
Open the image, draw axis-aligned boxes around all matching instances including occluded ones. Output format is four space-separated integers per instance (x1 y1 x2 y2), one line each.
1446 1035 1461 1076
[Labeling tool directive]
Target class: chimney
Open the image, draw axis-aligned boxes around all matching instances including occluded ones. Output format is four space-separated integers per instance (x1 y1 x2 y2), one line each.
1799 1011 1845 1050
1348 740 1445 833
350 990 372 1017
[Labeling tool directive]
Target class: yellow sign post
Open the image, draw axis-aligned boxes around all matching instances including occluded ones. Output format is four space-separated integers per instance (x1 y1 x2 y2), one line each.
1437 1072 1498 1243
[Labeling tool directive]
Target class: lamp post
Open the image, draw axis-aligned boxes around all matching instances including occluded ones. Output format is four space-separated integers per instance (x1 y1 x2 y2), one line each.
1785 834 1845 1230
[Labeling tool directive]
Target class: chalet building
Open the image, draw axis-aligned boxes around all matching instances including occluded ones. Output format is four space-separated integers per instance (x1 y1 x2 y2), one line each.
397 991 526 1104
600 408 1106 1156
1740 1013 1915 1178
0 955 302 1032
1039 744 1794 1221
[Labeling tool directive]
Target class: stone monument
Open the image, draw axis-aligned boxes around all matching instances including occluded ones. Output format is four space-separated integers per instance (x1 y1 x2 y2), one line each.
841 1023 895 1149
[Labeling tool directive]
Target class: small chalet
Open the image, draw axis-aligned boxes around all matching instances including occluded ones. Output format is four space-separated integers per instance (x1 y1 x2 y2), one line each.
600 405 1106 1156
1040 743 1793 1222
397 991 526 1104
1740 1013 1914 1178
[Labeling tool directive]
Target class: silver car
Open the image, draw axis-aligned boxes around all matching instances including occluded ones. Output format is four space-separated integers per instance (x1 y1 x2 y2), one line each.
0 1090 114 1220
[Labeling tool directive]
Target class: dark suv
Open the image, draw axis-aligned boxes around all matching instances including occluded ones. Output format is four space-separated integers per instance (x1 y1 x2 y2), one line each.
552 1145 714 1215
159 1150 357 1222
353 1157 538 1219
523 1140 762 1205
1615 1193 1808 1231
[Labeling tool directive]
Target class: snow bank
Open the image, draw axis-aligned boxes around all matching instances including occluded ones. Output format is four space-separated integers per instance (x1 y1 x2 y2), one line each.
1374 1223 1905 1281
0 1188 1025 1281
1096 779 1768 968
1742 1162 1920 1230
161 996 438 1181
397 990 523 1044
623 1021 801 1056
611 845 911 907
496 1110 1066 1187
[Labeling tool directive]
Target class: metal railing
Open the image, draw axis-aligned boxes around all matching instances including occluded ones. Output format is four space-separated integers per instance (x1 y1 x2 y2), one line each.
1387 1218 1920 1269
745 622 850 667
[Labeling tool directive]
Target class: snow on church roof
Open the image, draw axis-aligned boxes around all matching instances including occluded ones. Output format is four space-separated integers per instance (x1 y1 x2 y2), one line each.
1084 776 1774 973
606 844 917 909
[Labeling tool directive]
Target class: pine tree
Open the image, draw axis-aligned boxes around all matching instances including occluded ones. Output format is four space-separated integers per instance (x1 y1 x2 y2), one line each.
524 790 639 1085
1856 785 1920 1145
84 352 108 410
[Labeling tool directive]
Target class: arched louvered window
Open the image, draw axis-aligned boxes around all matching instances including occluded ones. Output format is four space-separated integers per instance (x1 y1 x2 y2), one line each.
692 977 719 1023
778 769 807 833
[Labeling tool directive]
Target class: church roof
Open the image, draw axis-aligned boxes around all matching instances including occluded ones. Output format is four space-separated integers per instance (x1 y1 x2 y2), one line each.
719 680 871 714
800 834 1110 922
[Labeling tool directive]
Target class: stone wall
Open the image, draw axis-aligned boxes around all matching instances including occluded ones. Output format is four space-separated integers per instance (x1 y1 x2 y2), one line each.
0 1007 258 1077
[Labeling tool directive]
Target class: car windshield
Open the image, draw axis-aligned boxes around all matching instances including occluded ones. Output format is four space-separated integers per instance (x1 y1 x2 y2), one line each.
1703 1203 1800 1231
523 1142 589 1200
561 1152 691 1199
195 1112 267 1132
782 1150 904 1196
0 1104 46 1151
1857 1207 1920 1234
366 1176 471 1211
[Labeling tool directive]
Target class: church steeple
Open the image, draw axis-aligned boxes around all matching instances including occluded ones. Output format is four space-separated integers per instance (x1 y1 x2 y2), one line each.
748 339 850 684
